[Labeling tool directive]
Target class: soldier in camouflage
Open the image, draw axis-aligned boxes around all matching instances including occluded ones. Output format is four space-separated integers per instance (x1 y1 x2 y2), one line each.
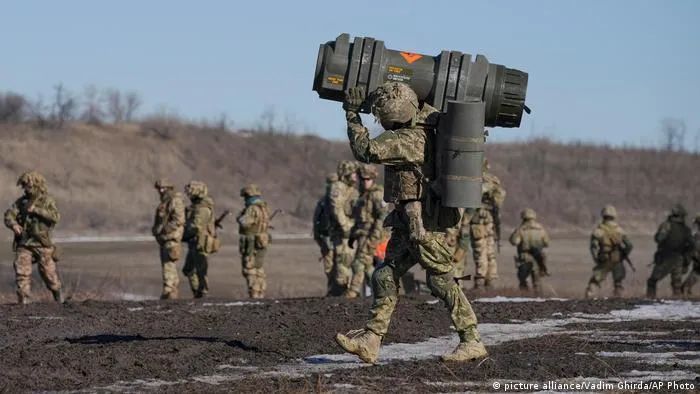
328 160 359 296
313 173 337 294
681 214 700 295
509 208 550 292
585 205 633 298
237 184 271 299
346 164 387 298
335 82 487 363
647 204 693 298
182 181 218 298
4 171 63 304
469 162 505 289
448 209 471 280
152 179 185 299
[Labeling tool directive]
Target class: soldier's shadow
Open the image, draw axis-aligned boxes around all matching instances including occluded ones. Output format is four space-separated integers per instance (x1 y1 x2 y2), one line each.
66 334 259 351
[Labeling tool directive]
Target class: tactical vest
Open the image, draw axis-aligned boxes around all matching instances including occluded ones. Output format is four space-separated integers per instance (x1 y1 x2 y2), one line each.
12 194 56 248
383 104 439 203
518 221 547 253
597 221 624 253
241 201 270 235
658 219 692 252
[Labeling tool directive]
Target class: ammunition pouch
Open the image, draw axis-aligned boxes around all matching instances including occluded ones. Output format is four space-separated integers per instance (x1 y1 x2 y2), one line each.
198 233 221 255
255 233 271 249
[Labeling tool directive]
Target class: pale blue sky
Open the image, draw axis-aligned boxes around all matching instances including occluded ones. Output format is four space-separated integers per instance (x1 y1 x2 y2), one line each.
2 0 699 146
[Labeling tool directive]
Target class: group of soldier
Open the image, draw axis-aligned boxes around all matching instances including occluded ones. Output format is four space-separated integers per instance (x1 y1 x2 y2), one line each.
3 80 699 365
2 173 272 303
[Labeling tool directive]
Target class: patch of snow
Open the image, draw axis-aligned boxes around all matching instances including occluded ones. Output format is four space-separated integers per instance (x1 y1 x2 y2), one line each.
425 299 440 305
597 350 700 366
27 316 64 320
201 301 264 307
116 293 154 302
475 296 569 303
127 307 144 312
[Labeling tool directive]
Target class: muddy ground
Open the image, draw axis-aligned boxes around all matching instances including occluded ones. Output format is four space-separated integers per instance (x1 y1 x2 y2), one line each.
0 297 698 393
0 236 698 393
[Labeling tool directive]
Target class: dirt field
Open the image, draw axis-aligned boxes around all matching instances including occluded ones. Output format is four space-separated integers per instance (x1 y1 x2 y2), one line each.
0 235 698 393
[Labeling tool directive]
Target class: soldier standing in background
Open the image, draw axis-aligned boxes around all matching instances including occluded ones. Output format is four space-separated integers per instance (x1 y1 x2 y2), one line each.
237 184 271 299
585 205 633 298
509 208 550 293
647 204 693 298
346 164 386 298
335 82 487 363
4 171 63 304
449 210 471 280
681 214 700 295
152 179 185 300
328 160 359 296
313 173 338 295
469 161 505 289
182 181 218 298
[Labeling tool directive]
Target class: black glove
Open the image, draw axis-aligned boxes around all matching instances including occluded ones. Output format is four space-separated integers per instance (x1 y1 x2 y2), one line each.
343 86 365 112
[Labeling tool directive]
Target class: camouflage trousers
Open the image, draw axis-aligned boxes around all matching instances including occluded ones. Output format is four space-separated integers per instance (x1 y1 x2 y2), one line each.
14 246 62 302
470 231 498 287
647 253 684 296
329 236 355 296
240 235 267 298
315 236 334 293
159 241 181 299
516 252 542 291
182 244 208 298
681 260 699 295
587 259 625 294
365 228 480 342
349 235 379 296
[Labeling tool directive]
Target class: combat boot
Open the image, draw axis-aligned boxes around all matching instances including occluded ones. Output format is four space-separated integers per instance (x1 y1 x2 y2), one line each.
52 289 65 304
343 289 360 299
335 329 382 364
441 340 488 362
646 280 657 299
584 285 594 299
613 285 623 298
17 294 29 305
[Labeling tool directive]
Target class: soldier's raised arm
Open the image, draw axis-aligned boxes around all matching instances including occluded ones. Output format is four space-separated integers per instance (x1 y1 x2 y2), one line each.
31 197 60 224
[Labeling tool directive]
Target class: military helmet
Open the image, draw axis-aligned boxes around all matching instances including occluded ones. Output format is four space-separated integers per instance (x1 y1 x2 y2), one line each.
337 160 358 179
17 171 46 188
185 181 208 199
358 164 378 180
601 205 617 219
671 203 687 217
521 208 536 220
370 82 419 125
326 173 338 184
154 178 174 189
240 183 262 197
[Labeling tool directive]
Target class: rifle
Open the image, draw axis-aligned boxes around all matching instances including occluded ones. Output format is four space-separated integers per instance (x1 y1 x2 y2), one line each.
268 209 283 230
622 254 636 272
214 209 232 229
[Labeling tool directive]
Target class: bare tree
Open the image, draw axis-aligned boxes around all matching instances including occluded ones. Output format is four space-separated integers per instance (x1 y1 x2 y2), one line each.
0 92 27 123
256 106 276 133
51 84 76 128
660 118 687 151
124 91 141 122
81 85 105 125
105 88 125 123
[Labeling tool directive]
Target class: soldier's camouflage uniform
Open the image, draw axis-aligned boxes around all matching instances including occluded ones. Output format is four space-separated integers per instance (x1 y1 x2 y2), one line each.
509 209 550 292
313 173 337 294
4 171 63 304
647 205 693 298
585 205 633 298
469 171 505 288
152 179 185 299
328 160 359 296
448 209 471 280
346 164 387 298
335 82 486 363
182 181 217 298
681 215 700 294
238 184 271 299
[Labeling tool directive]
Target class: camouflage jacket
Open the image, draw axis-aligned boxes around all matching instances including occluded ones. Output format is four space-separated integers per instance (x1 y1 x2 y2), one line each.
474 171 505 224
329 180 358 239
183 196 215 245
346 103 439 203
509 219 550 255
4 192 60 248
590 220 633 262
351 184 386 242
654 216 693 256
152 190 185 245
237 198 270 236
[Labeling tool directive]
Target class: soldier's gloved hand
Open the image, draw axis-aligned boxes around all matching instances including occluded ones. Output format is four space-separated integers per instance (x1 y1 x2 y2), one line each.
343 86 365 113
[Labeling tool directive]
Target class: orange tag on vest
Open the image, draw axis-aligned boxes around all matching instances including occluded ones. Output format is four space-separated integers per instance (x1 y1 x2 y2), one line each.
400 52 423 64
